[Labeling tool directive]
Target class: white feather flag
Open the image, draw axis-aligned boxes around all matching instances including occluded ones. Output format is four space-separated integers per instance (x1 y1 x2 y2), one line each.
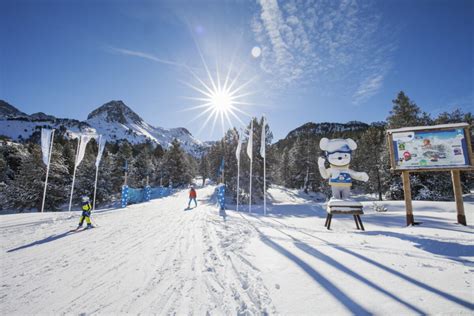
260 117 266 158
95 135 106 168
41 128 53 166
246 121 253 161
236 130 242 162
75 134 94 167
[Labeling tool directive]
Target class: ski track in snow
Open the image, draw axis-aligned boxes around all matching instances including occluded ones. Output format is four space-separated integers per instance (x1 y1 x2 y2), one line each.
1 185 473 315
0 186 275 315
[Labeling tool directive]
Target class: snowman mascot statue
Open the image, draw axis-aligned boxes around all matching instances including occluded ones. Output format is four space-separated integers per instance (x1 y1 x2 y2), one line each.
318 138 369 229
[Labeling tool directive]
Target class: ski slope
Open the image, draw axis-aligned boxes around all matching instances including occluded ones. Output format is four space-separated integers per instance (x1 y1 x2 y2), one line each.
1 185 473 315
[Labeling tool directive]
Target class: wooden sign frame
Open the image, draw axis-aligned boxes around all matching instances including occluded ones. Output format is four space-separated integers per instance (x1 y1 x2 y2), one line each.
387 123 473 226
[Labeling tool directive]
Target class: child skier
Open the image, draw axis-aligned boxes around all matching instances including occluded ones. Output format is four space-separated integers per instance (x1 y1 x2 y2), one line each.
188 185 197 208
77 196 94 229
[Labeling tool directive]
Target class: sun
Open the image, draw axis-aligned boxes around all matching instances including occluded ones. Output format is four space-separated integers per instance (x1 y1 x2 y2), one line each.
210 89 232 113
181 60 256 136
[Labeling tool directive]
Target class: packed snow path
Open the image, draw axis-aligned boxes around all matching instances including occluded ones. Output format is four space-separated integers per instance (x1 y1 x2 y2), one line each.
1 185 473 315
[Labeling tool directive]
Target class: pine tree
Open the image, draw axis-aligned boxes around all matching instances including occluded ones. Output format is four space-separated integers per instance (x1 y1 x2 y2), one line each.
162 139 192 186
198 155 210 186
6 144 45 210
387 91 432 128
96 150 120 203
74 142 97 204
0 146 9 183
129 143 154 187
45 142 70 209
353 125 390 200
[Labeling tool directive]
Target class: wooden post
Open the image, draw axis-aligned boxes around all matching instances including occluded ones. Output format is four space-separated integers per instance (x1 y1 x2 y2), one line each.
451 170 467 225
401 171 414 226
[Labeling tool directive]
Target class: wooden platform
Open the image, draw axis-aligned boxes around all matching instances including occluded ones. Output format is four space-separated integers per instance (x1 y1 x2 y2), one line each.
325 200 365 231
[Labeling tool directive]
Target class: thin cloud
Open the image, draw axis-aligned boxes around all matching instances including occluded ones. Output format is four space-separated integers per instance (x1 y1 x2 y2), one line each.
352 74 384 105
105 45 184 67
252 0 396 103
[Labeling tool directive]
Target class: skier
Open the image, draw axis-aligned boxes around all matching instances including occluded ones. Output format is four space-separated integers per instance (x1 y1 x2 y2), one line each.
77 196 94 229
188 185 197 208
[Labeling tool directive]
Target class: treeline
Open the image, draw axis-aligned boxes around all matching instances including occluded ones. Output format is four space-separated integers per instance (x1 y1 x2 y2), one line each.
199 117 272 204
1 91 472 211
0 128 197 211
200 91 472 202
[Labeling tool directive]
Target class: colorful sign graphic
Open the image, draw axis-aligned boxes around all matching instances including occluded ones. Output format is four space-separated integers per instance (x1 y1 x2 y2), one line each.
392 128 470 169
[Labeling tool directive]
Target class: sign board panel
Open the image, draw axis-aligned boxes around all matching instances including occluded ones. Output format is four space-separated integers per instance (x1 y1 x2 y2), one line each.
387 123 473 171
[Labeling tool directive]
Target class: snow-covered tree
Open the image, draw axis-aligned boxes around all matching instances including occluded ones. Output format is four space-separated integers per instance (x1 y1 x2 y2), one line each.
5 144 44 210
162 139 193 187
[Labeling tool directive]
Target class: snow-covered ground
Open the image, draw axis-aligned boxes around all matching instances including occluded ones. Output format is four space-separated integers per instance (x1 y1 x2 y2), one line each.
1 185 473 315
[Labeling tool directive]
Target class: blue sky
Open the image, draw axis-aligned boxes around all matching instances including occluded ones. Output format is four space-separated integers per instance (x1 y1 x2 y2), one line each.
1 0 472 141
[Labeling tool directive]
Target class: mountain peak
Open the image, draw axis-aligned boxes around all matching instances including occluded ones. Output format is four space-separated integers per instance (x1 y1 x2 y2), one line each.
87 100 143 124
0 100 29 119
30 112 56 121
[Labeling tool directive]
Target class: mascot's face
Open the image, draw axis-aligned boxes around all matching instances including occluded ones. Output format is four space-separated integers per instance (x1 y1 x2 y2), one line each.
327 152 351 166
319 137 358 167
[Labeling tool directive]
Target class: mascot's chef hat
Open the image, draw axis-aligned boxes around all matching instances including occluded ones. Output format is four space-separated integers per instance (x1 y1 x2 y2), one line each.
319 138 358 154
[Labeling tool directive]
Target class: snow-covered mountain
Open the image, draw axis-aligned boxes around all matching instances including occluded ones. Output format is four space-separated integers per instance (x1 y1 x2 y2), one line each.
86 100 205 155
0 100 29 119
0 100 206 156
285 121 372 139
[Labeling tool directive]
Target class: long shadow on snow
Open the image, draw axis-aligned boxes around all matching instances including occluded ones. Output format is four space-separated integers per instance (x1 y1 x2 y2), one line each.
254 216 426 314
259 234 372 315
7 231 79 253
332 245 474 310
361 213 473 234
294 241 426 314
363 231 474 265
252 214 473 311
266 204 327 219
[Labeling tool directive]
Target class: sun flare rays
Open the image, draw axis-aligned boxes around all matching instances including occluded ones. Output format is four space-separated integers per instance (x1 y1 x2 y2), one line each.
181 54 255 136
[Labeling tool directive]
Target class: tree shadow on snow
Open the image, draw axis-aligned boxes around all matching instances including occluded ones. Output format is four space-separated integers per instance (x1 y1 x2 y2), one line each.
255 217 473 312
295 240 474 308
360 213 473 235
266 204 327 219
333 245 474 310
330 244 474 311
363 231 474 265
7 231 77 253
259 234 372 315
293 241 426 314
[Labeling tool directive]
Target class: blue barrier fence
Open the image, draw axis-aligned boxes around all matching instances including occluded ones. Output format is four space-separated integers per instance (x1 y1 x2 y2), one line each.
121 186 172 208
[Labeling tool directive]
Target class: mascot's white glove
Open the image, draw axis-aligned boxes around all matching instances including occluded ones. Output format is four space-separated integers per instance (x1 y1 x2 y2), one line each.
360 172 369 182
318 157 326 168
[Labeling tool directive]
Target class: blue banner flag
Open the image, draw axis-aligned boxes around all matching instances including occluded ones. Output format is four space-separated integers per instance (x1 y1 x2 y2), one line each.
217 158 225 177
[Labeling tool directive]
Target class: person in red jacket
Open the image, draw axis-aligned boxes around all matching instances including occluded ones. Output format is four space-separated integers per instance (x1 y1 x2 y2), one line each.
188 185 197 208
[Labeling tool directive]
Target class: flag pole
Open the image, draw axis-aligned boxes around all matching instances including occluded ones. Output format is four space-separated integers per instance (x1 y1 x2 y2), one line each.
68 136 81 212
249 158 252 213
262 116 267 216
41 129 55 213
237 156 240 212
235 129 241 212
92 135 101 211
248 121 253 213
263 147 266 216
263 149 267 215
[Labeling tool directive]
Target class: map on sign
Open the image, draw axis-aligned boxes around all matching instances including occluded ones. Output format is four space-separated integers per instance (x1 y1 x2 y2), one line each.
392 128 470 169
